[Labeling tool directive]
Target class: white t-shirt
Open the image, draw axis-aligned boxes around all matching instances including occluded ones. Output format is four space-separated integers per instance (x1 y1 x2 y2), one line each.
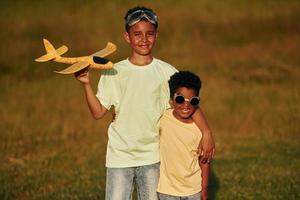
96 58 177 167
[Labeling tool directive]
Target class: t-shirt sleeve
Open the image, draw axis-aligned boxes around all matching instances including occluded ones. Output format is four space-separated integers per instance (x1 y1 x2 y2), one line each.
161 64 178 111
161 80 171 110
96 69 117 110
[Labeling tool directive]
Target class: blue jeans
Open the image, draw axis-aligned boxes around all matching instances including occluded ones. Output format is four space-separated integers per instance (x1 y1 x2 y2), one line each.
158 192 201 200
105 163 160 200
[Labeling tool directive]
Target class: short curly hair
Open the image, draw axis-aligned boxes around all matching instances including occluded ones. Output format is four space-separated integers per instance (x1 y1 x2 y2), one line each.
168 71 202 99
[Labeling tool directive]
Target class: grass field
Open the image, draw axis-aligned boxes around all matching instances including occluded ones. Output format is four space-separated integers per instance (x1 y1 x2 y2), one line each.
0 0 299 199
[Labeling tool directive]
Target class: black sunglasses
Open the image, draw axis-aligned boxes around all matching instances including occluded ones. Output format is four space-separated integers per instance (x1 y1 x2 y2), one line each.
174 94 200 106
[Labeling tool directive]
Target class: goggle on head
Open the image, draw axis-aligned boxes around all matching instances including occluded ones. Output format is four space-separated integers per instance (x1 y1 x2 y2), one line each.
126 9 158 27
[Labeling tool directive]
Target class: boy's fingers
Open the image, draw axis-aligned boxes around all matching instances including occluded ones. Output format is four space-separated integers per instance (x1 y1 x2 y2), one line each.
198 143 216 163
200 151 209 163
212 148 216 158
200 150 215 164
198 148 203 157
74 67 89 77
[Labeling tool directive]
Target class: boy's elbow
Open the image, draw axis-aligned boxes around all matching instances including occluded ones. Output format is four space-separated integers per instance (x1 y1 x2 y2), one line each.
92 115 101 120
92 113 105 120
91 108 107 120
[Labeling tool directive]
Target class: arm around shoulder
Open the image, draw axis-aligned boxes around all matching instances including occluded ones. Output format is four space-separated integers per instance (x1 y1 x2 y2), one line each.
192 107 212 136
192 107 215 162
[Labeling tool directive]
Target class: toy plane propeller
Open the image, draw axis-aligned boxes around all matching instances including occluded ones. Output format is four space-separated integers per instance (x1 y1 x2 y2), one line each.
35 39 117 74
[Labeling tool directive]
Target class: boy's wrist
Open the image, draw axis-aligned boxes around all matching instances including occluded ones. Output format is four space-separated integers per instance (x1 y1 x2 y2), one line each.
202 130 212 136
83 82 92 88
202 185 209 189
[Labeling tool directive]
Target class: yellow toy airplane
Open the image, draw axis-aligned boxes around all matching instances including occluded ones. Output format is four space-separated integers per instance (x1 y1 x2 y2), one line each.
35 39 117 74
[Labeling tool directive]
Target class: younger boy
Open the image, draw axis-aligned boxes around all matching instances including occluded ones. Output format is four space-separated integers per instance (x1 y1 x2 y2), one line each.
158 71 210 200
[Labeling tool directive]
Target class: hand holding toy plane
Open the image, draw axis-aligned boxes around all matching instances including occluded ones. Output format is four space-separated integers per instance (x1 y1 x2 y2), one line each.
35 39 117 74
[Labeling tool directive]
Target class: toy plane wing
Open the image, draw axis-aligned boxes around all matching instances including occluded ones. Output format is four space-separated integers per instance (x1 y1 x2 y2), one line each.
54 61 90 74
92 42 117 57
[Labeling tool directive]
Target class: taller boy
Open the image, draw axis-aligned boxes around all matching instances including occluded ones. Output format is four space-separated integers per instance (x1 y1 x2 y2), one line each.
76 6 215 200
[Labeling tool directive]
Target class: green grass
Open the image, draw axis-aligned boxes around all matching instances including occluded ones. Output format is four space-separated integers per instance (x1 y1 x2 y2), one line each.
0 0 299 199
211 133 299 199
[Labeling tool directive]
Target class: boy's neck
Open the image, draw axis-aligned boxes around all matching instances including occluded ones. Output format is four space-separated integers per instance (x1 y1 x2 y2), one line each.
128 55 153 66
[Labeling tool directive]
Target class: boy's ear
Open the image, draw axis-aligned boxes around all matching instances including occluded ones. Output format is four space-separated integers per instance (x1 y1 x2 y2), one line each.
155 31 159 40
123 32 130 43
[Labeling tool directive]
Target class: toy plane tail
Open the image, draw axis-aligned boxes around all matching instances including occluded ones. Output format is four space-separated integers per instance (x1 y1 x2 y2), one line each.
35 39 68 62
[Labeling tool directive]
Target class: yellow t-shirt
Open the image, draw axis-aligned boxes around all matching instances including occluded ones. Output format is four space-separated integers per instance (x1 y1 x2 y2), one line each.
158 109 202 196
96 58 177 168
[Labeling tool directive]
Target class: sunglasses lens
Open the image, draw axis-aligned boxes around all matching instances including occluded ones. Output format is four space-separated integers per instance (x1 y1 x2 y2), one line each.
190 97 200 106
175 95 185 104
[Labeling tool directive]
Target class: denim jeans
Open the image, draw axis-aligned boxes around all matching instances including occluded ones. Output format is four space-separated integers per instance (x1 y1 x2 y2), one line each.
105 163 160 200
158 192 201 200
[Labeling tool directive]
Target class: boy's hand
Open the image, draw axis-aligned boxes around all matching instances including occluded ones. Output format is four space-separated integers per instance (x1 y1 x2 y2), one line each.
74 67 90 84
199 133 215 164
201 187 208 200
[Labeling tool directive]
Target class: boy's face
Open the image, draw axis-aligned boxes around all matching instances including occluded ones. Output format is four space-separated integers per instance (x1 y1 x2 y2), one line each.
171 87 198 123
124 20 157 57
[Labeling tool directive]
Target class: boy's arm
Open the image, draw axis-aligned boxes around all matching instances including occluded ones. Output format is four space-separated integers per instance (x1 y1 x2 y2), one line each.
75 69 108 119
192 107 215 163
199 158 210 200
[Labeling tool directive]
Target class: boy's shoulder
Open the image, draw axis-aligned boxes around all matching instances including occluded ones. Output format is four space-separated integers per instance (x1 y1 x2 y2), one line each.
152 58 178 77
100 59 129 76
153 58 176 69
161 109 174 122
112 59 129 69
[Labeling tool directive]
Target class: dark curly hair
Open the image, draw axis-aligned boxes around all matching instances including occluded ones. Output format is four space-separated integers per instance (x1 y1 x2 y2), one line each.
168 71 202 98
124 6 158 32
